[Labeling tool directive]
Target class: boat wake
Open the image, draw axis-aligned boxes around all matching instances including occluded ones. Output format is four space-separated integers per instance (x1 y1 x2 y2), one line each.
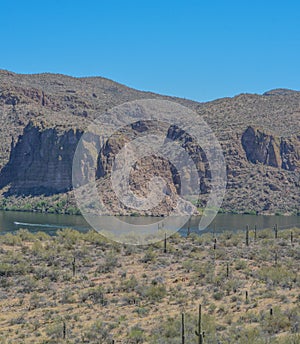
13 221 66 228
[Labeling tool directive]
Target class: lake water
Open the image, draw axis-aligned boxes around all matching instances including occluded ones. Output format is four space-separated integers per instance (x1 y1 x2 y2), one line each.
0 210 299 236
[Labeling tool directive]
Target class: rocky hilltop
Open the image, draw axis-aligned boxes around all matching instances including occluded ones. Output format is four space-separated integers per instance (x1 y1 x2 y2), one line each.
0 70 299 215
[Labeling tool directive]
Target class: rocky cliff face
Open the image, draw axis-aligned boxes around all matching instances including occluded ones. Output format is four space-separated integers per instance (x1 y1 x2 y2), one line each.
0 122 82 196
242 126 300 171
95 121 210 215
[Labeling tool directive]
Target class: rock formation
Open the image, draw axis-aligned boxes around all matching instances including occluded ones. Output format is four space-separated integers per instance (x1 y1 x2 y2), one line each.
242 126 300 171
0 122 82 196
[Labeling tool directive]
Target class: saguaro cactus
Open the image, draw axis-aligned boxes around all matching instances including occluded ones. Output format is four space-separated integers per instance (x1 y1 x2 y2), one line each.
63 321 66 339
274 224 278 239
72 257 76 277
246 225 249 246
195 304 204 344
275 251 278 266
187 218 191 237
181 313 185 344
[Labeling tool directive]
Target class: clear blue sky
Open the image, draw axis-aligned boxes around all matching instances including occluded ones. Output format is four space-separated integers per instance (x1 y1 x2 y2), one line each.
1 0 300 102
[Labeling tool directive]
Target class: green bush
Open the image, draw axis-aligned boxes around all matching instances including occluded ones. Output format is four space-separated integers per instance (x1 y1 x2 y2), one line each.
97 251 119 273
128 325 145 343
144 284 167 302
213 291 224 300
81 286 106 305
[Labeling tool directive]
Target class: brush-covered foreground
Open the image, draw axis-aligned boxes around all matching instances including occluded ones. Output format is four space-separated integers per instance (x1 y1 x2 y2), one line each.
0 227 299 343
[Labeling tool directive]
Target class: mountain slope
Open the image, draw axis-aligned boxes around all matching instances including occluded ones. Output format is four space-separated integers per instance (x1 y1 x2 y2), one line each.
0 70 299 215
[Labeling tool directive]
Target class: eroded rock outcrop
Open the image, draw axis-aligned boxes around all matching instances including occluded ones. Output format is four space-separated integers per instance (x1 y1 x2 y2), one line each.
241 126 300 171
95 120 210 215
0 122 82 195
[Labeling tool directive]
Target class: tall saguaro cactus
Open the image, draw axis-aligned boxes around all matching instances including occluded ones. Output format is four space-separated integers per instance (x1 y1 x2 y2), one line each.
187 217 191 237
181 313 185 344
72 257 76 277
195 304 204 344
246 225 249 246
63 321 66 339
274 224 278 239
164 233 167 254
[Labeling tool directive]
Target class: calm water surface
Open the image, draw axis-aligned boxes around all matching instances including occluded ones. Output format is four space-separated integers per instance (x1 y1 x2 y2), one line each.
0 210 299 236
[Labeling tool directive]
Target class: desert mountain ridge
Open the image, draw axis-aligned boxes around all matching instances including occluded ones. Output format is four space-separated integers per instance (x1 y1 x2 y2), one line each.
0 70 299 215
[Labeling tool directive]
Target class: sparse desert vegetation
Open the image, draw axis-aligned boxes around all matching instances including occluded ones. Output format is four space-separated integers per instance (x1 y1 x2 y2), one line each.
0 227 299 343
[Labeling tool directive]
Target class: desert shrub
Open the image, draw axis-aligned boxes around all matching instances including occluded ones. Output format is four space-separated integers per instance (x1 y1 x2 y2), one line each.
143 284 167 302
45 321 66 340
124 244 139 256
29 292 45 309
224 326 265 344
235 259 247 270
256 266 297 287
17 275 38 293
195 232 214 245
182 258 197 272
82 320 112 342
0 233 22 246
66 206 81 215
35 231 51 240
150 313 216 344
134 307 150 317
121 275 139 292
56 228 82 246
128 325 145 343
0 259 29 277
83 230 107 246
224 278 243 295
261 306 291 334
35 200 47 211
97 251 119 273
0 263 15 277
258 228 273 239
33 266 60 282
213 291 224 301
140 248 156 263
31 240 46 257
0 275 13 288
60 289 75 304
149 315 185 344
80 286 106 305
9 314 26 325
16 228 35 241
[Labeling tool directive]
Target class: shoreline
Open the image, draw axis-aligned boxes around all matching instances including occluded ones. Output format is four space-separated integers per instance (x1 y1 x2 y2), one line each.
0 206 299 217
